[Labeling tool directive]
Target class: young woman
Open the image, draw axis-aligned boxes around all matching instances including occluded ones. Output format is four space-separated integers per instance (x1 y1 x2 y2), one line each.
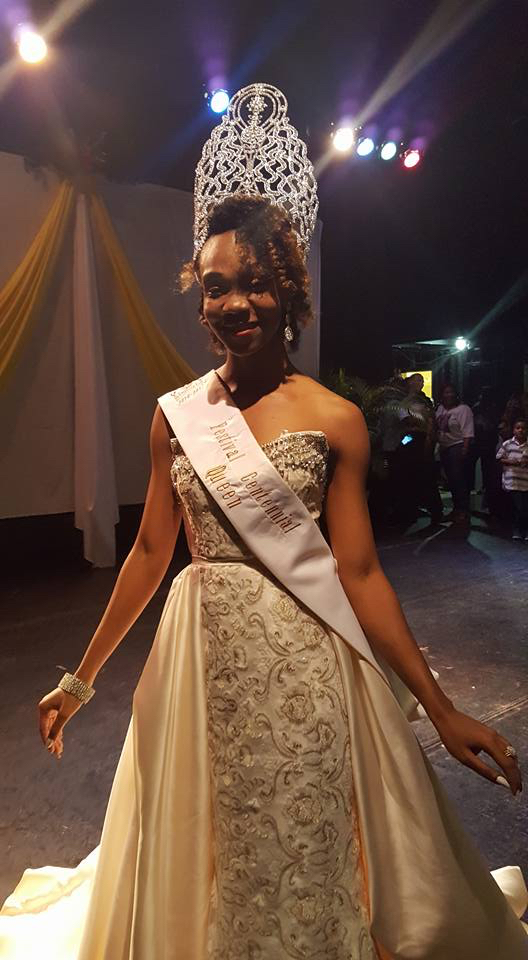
2 76 526 957
2 194 524 960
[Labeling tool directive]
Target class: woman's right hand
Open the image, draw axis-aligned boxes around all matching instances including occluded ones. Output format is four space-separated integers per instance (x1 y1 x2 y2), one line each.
38 687 83 759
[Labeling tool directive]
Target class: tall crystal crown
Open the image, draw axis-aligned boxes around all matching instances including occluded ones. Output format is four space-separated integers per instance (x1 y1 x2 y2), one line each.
193 83 318 258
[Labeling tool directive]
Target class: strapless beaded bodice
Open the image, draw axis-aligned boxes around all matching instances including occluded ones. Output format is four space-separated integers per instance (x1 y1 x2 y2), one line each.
170 430 329 561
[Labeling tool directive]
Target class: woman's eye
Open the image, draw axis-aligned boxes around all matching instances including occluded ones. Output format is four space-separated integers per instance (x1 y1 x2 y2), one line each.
206 287 223 298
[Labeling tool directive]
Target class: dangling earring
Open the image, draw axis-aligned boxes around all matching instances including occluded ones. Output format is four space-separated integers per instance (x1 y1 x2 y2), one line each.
284 313 294 343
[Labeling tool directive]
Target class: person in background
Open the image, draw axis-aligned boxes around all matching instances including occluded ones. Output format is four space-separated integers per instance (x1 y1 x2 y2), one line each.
472 386 501 517
379 377 413 524
497 419 512 445
435 384 474 524
493 419 514 525
403 374 443 523
503 392 528 434
496 418 528 540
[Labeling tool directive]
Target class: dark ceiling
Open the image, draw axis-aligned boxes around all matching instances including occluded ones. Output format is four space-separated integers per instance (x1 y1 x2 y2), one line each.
1 0 527 379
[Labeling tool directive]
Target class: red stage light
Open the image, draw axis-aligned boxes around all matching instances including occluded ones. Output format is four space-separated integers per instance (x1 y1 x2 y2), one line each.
403 149 422 169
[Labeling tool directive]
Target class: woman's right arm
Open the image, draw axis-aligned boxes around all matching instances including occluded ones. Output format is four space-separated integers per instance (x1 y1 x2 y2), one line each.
39 404 182 755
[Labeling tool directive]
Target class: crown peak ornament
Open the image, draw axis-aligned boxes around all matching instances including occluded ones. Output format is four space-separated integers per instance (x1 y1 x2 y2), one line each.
193 83 318 259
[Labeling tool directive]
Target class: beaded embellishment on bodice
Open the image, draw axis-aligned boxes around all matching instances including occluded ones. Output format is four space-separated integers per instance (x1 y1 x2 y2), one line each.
170 430 329 561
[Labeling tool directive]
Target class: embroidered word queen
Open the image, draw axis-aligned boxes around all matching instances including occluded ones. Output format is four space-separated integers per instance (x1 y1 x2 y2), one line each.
205 419 301 533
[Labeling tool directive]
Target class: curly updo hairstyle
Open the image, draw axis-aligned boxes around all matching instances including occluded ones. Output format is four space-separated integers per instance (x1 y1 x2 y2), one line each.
180 195 313 353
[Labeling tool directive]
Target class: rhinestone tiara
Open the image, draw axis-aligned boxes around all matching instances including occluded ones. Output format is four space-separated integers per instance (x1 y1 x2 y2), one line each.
193 83 319 259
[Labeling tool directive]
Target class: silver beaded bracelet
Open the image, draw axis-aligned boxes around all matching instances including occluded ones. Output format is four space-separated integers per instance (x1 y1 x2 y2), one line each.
58 672 95 705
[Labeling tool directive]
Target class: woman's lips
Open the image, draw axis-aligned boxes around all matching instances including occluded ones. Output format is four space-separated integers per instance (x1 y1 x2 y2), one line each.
224 322 259 337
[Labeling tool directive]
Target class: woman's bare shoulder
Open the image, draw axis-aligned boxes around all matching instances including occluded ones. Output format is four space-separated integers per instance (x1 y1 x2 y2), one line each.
152 402 175 447
294 374 366 448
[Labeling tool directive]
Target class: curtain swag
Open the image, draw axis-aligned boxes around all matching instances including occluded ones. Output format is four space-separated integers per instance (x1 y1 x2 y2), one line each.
0 182 196 396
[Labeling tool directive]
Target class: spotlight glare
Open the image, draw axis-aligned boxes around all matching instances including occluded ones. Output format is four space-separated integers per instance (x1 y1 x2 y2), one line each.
17 27 47 63
356 136 375 157
455 337 469 352
380 141 397 161
403 148 422 169
333 127 354 153
210 89 230 114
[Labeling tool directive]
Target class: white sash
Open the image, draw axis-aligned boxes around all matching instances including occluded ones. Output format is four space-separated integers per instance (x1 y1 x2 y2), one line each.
159 370 422 715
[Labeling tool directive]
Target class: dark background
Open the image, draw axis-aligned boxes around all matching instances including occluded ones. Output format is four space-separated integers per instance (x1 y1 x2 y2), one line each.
1 0 527 384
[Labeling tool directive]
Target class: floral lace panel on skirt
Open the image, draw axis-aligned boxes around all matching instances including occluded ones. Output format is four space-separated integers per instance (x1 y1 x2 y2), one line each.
200 563 377 960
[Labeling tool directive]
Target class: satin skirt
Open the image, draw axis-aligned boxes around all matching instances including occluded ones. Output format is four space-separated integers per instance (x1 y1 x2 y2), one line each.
1 562 526 959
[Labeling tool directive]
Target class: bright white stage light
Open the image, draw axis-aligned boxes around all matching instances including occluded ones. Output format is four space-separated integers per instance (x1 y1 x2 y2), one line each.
380 141 397 161
357 137 375 157
333 127 354 153
455 337 469 351
403 148 422 169
210 89 230 114
17 27 47 63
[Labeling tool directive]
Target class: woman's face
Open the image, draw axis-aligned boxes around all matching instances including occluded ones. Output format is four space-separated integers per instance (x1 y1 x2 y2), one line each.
198 230 284 356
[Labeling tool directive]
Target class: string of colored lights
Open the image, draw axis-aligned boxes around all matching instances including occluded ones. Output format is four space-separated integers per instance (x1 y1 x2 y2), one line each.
332 126 423 168
11 38 425 171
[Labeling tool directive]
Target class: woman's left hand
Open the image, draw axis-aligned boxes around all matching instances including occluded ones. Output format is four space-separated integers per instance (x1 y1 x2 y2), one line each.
433 708 522 796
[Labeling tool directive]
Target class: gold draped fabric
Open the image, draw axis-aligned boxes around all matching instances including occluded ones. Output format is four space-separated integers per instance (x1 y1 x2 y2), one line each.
0 182 74 392
90 193 196 395
0 180 196 397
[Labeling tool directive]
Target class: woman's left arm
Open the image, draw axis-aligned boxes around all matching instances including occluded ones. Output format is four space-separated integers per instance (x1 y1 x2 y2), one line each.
324 401 521 795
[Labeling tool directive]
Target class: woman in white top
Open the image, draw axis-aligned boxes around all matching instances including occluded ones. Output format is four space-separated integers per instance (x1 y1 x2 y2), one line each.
435 384 474 523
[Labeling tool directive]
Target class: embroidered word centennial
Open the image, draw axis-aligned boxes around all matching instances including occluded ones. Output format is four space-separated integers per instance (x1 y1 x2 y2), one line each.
205 420 302 533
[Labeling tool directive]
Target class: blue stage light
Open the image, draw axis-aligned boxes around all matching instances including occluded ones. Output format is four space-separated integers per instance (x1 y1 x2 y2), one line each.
357 137 375 157
380 141 397 161
210 89 230 114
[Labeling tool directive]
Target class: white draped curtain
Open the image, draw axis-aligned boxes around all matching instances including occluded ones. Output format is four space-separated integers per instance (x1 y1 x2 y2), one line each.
0 152 322 566
73 193 119 566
